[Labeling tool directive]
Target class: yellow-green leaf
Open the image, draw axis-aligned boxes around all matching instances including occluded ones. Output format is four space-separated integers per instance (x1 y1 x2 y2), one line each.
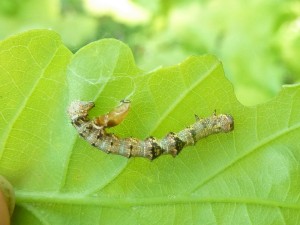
0 30 299 225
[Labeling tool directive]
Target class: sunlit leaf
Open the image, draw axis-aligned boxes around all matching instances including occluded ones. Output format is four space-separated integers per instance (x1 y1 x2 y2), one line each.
0 30 299 225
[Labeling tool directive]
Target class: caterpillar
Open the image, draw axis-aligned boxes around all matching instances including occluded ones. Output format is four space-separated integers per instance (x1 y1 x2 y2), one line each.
67 100 234 160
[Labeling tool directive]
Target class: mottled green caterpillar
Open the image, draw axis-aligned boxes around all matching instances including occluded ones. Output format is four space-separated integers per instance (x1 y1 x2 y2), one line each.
68 100 234 160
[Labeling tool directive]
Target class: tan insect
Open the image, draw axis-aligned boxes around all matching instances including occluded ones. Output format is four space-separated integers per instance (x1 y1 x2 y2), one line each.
67 100 234 160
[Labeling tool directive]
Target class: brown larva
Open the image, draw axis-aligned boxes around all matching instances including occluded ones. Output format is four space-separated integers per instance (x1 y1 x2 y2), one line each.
67 100 234 160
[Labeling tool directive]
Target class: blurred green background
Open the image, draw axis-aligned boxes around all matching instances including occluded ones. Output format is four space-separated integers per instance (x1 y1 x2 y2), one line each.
1 0 300 106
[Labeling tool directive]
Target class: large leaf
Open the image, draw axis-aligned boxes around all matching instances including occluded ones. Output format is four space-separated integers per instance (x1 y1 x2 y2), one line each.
0 30 299 225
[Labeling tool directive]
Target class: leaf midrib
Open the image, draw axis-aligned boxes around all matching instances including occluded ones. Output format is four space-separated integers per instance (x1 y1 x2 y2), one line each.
15 191 300 210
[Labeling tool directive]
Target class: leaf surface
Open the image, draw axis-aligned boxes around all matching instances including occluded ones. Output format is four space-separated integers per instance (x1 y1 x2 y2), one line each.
0 30 299 225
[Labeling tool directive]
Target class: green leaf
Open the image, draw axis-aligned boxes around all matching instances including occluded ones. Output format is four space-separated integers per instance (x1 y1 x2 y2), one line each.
0 30 299 225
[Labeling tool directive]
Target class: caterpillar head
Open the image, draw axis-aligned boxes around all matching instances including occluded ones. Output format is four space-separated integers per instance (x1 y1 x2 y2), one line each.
67 100 95 121
215 114 234 132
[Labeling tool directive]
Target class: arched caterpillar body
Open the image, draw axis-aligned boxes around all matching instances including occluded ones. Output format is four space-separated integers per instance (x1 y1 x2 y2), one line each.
67 100 234 160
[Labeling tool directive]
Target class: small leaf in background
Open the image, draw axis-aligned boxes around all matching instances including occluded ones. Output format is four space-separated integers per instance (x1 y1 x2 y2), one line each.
0 30 299 225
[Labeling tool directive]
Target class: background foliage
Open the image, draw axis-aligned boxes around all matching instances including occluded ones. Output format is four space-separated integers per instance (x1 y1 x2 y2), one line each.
1 0 300 105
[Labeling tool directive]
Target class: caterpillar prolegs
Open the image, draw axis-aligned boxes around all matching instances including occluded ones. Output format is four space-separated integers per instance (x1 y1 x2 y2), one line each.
67 100 234 160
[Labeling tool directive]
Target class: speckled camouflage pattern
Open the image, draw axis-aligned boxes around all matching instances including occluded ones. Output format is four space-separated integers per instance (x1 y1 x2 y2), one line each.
68 100 234 160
